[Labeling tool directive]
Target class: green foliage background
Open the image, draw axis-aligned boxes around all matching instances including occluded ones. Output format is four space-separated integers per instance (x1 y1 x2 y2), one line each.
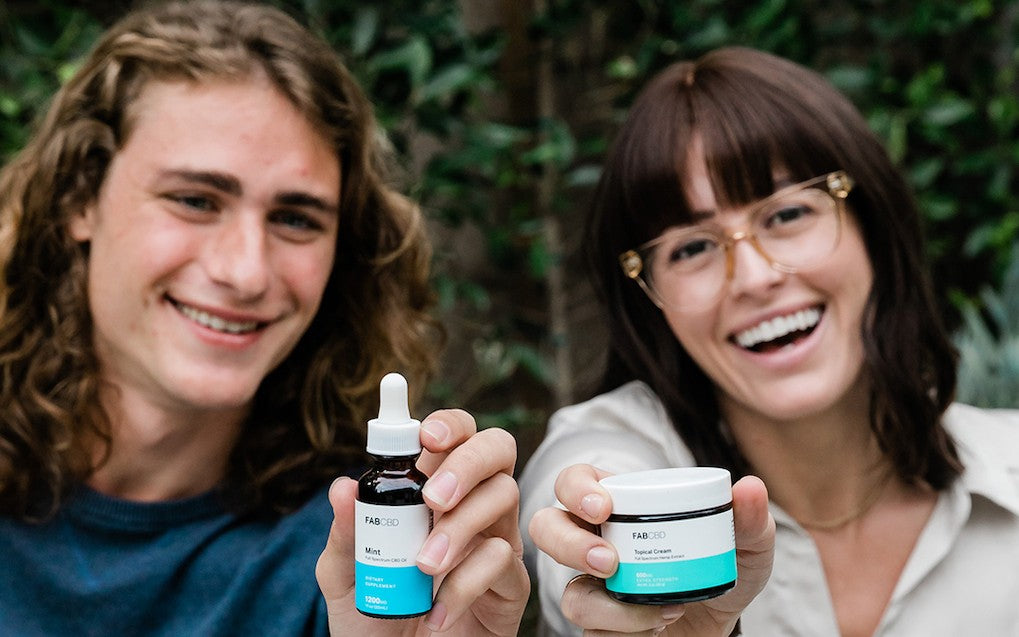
2 3 1016 632
2 0 1017 450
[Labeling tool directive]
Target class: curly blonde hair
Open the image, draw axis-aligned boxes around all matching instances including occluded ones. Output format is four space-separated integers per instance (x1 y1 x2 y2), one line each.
0 0 441 520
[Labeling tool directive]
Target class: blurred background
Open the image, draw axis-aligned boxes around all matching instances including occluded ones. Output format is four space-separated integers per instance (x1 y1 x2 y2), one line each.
3 2 1018 633
3 0 1018 498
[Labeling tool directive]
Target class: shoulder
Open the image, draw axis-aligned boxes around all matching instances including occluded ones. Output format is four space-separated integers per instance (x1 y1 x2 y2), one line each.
519 381 695 501
545 380 670 439
945 403 1019 515
539 380 691 467
272 485 335 541
944 402 1019 468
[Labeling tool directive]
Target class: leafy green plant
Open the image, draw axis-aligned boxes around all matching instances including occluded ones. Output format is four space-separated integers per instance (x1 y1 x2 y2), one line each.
2 0 1017 445
954 244 1019 408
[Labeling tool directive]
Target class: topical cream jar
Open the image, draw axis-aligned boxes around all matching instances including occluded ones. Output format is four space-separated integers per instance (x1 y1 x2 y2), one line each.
599 467 736 604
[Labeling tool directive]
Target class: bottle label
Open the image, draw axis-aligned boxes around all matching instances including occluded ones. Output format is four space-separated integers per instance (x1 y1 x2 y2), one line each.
603 509 736 595
354 501 433 616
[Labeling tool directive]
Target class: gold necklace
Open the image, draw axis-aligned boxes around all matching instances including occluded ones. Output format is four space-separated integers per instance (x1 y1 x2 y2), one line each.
795 468 895 531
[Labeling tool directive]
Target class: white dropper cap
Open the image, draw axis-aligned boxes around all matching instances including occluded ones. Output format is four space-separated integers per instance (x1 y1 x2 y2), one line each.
366 372 422 456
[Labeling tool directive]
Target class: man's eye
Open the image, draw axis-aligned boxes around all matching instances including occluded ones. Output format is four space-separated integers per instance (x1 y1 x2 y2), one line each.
271 210 323 232
168 194 216 212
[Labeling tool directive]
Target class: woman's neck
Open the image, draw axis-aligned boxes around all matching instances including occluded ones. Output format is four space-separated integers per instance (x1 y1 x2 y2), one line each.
722 377 895 529
86 385 246 502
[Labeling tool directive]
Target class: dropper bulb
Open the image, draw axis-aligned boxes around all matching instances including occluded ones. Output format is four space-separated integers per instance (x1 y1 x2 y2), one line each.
365 372 421 456
378 372 411 423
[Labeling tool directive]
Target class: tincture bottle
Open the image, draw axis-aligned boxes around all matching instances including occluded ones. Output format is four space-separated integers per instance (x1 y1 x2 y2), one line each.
354 372 433 618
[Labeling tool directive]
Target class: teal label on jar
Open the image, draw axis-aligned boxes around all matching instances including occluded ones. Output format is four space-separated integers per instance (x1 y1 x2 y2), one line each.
607 549 737 594
601 508 736 595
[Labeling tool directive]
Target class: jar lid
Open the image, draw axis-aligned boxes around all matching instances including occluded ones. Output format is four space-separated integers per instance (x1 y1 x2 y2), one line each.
600 467 732 515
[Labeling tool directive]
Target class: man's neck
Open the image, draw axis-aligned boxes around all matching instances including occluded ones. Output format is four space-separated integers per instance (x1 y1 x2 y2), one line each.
87 385 246 502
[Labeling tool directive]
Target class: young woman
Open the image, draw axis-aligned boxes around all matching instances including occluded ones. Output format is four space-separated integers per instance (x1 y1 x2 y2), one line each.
521 47 1019 636
0 2 528 635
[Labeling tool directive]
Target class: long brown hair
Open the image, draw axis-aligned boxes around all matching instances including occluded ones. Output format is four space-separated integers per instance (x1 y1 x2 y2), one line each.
586 47 961 489
0 0 441 520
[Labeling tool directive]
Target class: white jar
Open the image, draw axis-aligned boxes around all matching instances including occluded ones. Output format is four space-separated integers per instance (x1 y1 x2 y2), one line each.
599 467 736 604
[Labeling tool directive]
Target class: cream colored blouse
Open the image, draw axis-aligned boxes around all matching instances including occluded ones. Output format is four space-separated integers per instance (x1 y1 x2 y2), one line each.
518 381 1019 636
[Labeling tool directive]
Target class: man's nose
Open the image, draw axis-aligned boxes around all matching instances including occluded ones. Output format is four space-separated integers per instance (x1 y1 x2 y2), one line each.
203 213 270 300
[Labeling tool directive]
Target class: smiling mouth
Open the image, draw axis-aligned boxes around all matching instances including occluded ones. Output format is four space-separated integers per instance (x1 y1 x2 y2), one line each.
733 306 823 353
170 298 263 335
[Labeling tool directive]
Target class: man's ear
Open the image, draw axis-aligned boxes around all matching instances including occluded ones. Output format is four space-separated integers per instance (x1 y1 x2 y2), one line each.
68 201 96 242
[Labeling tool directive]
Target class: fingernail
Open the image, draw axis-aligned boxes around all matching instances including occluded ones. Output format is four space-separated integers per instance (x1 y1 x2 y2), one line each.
580 493 604 519
585 545 615 574
328 476 350 498
424 601 447 631
661 604 685 620
421 419 450 445
652 626 667 636
423 470 459 507
417 532 450 569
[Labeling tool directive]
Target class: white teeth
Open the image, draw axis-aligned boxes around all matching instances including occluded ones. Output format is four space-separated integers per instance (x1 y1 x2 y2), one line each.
176 303 259 334
735 308 821 349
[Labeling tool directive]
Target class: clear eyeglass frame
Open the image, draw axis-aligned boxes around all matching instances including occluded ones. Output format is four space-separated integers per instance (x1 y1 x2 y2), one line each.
618 170 854 311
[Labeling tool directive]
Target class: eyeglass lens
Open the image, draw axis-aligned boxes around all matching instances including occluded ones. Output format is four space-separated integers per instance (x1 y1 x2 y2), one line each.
642 187 840 310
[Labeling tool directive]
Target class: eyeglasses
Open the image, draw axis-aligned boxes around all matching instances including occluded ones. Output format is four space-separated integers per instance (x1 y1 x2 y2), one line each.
619 171 853 311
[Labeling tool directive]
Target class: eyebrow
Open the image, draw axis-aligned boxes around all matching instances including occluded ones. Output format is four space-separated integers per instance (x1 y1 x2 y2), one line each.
685 175 800 222
276 191 339 216
162 169 241 195
160 169 339 215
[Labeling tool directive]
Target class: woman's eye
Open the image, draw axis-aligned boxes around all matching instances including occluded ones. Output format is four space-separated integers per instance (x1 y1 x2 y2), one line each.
666 237 718 264
764 204 812 228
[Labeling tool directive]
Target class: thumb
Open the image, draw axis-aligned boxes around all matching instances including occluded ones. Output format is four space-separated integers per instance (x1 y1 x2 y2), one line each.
315 477 359 605
708 475 774 616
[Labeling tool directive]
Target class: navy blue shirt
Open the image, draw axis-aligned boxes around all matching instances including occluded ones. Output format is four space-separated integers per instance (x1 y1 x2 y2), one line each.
0 485 334 636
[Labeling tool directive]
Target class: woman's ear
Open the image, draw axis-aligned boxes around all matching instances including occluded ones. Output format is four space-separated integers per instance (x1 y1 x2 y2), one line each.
68 202 96 242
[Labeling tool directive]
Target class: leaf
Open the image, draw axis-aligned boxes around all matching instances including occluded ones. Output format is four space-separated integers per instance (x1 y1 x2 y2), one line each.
351 7 379 56
0 97 20 118
922 98 975 126
474 122 529 148
962 222 995 256
368 36 432 89
919 193 957 222
528 237 551 278
607 55 638 80
419 64 476 103
507 343 554 384
886 114 909 163
909 158 944 189
565 164 602 188
825 65 873 94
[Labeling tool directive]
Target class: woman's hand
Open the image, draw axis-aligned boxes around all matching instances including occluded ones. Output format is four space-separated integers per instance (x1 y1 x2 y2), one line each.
528 464 774 636
316 409 530 636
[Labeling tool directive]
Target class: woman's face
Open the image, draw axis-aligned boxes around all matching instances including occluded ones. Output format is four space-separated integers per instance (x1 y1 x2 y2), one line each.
660 151 873 423
69 75 340 418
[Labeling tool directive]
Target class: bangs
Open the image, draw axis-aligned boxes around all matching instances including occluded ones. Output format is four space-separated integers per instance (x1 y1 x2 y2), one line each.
614 55 844 250
693 64 839 211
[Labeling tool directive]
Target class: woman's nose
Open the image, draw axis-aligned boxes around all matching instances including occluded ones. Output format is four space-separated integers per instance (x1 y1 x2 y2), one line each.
725 235 785 298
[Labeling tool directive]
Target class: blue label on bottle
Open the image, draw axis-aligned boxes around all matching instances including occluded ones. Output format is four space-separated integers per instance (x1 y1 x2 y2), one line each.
607 549 737 594
355 561 433 616
354 501 433 616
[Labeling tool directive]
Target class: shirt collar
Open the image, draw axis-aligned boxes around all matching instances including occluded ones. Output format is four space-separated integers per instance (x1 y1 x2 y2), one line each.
945 403 1019 518
767 404 1019 530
